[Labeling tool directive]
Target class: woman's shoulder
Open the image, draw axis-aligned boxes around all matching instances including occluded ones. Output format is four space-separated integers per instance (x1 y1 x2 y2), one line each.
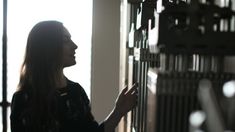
12 90 29 102
11 90 29 116
67 79 84 92
66 79 89 101
67 79 80 86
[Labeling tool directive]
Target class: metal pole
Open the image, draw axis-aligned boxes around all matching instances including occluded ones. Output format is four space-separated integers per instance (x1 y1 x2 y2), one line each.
2 0 8 132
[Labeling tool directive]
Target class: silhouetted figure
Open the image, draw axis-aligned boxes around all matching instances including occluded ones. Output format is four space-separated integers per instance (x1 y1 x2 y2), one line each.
10 20 138 132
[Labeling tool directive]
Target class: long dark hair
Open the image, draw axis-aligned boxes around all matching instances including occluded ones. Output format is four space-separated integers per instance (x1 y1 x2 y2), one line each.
18 20 64 131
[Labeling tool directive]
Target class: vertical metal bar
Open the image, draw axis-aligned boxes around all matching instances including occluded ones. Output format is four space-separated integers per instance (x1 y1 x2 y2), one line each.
165 74 171 132
155 73 160 132
136 60 141 132
142 31 148 132
141 63 144 132
177 73 183 132
171 73 177 132
183 74 189 132
141 30 146 131
3 0 8 132
138 61 141 132
128 56 133 132
134 60 138 132
141 62 146 132
139 61 144 132
158 74 165 132
189 73 196 124
143 61 148 132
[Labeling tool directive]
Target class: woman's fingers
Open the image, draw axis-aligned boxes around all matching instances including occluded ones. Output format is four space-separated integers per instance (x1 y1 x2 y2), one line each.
120 85 128 96
115 83 139 115
126 83 138 95
127 83 138 107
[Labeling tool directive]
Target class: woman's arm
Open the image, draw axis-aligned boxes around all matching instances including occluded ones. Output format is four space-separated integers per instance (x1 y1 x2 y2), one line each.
103 84 138 132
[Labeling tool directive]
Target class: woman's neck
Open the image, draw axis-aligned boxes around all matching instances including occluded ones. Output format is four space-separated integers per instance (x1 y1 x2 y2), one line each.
56 72 67 88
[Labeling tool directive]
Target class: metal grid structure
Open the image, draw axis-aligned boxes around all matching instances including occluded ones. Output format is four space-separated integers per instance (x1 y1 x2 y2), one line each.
123 0 235 131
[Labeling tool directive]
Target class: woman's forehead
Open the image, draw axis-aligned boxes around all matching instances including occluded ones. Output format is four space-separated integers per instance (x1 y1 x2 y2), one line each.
63 27 71 37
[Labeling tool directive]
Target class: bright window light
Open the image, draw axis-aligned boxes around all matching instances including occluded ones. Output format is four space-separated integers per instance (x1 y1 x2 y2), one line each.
0 0 3 103
7 0 93 103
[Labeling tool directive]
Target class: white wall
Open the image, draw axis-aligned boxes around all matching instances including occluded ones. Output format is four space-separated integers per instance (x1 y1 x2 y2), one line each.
91 0 121 123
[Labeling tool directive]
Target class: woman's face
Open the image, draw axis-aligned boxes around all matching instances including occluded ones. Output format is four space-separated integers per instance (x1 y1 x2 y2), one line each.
62 27 78 67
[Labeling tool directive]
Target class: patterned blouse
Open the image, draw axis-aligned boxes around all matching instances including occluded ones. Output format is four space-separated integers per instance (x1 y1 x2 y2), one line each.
10 79 104 132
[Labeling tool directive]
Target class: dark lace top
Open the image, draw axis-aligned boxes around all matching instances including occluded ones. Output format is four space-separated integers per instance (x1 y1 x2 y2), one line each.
10 79 104 132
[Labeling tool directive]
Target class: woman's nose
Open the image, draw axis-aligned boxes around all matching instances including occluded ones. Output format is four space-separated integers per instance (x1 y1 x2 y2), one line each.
74 43 78 49
72 41 78 49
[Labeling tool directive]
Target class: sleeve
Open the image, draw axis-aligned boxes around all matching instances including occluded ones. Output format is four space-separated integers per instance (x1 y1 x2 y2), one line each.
10 92 27 132
77 83 105 132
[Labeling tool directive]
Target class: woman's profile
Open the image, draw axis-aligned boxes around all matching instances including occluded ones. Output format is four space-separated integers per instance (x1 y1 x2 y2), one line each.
10 20 138 132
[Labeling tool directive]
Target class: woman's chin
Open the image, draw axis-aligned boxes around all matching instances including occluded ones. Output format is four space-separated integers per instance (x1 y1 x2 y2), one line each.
63 61 76 67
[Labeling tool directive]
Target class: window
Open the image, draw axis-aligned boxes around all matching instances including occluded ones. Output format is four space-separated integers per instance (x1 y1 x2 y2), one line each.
1 0 93 131
0 1 3 103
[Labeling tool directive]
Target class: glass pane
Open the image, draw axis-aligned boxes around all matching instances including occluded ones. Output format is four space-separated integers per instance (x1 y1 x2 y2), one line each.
7 108 10 132
0 108 2 132
7 0 92 102
0 0 3 102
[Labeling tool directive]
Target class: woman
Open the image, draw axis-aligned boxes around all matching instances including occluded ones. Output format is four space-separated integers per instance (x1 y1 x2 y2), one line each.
10 20 138 132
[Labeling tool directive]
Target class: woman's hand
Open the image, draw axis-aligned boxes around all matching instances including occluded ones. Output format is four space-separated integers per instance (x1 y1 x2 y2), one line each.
114 83 138 117
103 84 138 132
